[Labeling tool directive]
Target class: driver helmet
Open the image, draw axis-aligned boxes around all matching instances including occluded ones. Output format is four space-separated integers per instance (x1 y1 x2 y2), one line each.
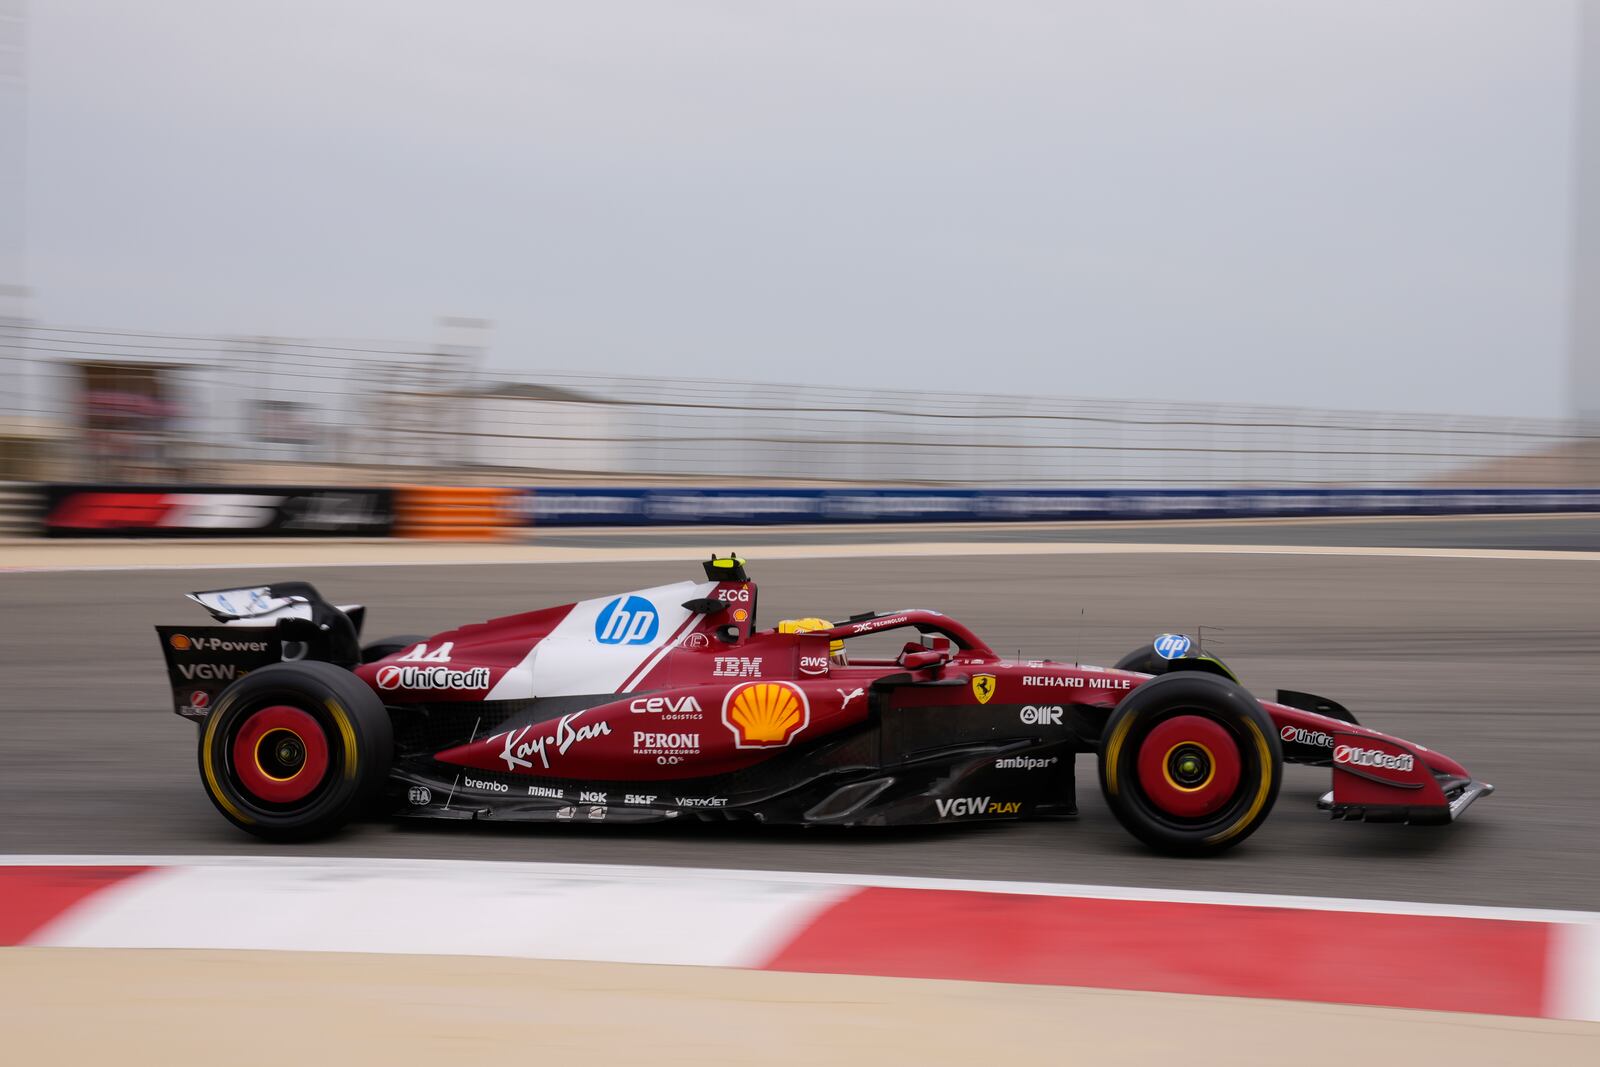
776 617 848 666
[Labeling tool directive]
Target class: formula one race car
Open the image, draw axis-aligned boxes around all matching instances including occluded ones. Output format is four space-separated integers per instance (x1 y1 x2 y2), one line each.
156 556 1493 855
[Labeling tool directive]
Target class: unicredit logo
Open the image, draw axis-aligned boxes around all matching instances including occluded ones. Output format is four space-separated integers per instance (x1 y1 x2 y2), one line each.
1280 724 1334 747
1334 744 1415 773
376 664 491 691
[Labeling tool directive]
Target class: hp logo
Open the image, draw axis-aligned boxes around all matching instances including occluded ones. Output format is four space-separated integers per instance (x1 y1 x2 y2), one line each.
1153 633 1192 660
595 595 660 645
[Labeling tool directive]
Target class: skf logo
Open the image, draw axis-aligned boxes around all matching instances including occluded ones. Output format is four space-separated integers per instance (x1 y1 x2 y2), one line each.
970 674 996 704
722 681 810 749
169 634 191 651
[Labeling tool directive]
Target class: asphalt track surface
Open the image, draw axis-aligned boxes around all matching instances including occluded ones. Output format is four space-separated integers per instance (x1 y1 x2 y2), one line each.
2 514 1597 910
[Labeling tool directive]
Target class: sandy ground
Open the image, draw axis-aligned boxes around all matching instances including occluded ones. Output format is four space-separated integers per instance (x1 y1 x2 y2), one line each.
3 948 1596 1066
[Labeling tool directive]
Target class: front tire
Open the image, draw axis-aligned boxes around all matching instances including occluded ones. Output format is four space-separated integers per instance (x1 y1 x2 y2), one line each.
1097 672 1281 856
198 661 393 841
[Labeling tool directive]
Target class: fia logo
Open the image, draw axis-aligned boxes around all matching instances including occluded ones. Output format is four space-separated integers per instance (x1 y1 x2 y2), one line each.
595 595 660 645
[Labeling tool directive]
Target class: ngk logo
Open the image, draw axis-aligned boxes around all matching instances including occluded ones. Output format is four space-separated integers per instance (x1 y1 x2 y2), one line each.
1334 744 1415 773
375 665 491 691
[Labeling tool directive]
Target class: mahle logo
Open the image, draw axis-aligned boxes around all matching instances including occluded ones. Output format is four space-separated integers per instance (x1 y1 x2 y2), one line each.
595 595 660 645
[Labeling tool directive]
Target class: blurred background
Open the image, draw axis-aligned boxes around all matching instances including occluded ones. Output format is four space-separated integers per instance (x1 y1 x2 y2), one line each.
1 1 1597 492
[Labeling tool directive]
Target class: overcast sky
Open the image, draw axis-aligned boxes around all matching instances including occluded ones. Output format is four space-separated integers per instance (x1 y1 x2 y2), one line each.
11 1 1582 416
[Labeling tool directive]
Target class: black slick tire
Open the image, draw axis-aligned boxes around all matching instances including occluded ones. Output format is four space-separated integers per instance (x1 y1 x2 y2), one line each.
1097 672 1282 856
197 661 393 841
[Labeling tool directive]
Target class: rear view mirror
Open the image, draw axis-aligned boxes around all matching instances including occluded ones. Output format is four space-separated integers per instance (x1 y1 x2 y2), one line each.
900 649 949 673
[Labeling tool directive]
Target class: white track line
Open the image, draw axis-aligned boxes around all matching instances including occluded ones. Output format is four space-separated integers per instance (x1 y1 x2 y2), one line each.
7 855 1598 926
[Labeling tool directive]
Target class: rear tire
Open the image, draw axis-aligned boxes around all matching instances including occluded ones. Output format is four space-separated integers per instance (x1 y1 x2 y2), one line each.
360 634 428 664
1112 646 1171 676
198 661 392 841
1097 672 1281 856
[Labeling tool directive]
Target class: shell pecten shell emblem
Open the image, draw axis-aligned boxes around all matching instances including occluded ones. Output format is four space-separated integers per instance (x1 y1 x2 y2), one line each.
722 681 810 749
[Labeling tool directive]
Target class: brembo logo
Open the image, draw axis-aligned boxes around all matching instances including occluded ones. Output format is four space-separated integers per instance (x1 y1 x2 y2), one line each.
1334 744 1415 773
464 776 507 793
1280 725 1334 748
375 665 491 691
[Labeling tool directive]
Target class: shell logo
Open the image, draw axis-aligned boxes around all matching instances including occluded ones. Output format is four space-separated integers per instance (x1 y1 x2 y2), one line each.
169 634 191 651
722 681 810 749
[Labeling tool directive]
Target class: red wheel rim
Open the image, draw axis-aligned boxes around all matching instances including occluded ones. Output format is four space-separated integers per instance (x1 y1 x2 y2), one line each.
230 705 330 804
1135 714 1242 818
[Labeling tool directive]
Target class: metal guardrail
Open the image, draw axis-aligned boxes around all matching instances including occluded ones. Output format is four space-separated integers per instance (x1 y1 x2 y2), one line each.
4 321 1598 487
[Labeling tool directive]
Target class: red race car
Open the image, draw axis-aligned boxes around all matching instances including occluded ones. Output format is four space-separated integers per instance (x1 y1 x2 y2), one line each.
157 555 1493 854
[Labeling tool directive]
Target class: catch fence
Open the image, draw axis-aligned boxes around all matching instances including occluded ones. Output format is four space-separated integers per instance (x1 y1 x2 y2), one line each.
2 321 1595 488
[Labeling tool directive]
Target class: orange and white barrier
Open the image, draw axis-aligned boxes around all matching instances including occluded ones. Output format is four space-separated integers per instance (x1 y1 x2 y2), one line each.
393 486 517 540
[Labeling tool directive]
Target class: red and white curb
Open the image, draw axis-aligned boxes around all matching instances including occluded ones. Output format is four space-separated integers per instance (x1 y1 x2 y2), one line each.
3 857 1597 1022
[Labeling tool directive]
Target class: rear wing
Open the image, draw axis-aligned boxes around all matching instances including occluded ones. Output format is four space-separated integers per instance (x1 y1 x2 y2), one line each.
157 582 364 721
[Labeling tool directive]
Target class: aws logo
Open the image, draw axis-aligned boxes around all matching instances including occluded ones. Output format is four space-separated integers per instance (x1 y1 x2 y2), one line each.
595 595 659 645
722 681 810 749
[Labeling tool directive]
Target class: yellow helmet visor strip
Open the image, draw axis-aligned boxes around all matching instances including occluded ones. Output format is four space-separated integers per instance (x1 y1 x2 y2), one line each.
777 617 845 656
